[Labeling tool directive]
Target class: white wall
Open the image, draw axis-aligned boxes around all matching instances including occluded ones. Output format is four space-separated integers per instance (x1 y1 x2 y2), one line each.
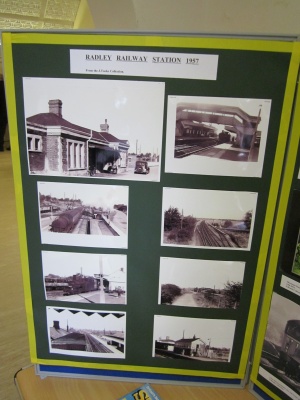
87 0 300 36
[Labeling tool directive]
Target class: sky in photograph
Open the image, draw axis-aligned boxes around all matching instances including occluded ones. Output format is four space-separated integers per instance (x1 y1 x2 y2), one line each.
163 188 257 220
42 251 126 277
38 181 128 209
47 307 126 332
159 258 245 289
153 315 236 349
23 77 165 155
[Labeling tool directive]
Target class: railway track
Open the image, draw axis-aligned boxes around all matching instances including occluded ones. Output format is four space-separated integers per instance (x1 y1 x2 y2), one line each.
84 333 113 353
195 220 238 247
175 141 218 158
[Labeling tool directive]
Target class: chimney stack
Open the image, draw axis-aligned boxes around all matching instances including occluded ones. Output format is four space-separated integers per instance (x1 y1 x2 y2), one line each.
49 99 62 117
53 320 60 329
100 118 109 132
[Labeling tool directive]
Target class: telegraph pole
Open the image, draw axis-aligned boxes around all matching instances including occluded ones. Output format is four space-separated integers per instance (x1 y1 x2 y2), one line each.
99 256 106 303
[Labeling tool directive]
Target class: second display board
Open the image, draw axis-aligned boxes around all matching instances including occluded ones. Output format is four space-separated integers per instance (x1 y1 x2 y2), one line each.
2 32 299 382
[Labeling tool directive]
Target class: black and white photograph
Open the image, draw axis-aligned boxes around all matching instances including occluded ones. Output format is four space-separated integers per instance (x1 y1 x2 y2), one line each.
259 293 300 398
38 181 128 248
165 96 271 177
153 315 236 362
291 229 300 277
23 77 165 182
281 191 300 278
47 307 126 359
158 257 245 309
161 188 257 250
42 251 126 305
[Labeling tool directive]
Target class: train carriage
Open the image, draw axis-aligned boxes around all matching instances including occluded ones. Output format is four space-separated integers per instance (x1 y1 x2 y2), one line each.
50 206 84 233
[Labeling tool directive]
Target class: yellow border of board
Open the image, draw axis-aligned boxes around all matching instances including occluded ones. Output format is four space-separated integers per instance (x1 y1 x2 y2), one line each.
2 31 299 381
250 42 300 399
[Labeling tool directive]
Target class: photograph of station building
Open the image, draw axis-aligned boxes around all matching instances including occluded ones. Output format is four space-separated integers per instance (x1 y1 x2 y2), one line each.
153 315 235 362
155 335 230 361
26 99 130 176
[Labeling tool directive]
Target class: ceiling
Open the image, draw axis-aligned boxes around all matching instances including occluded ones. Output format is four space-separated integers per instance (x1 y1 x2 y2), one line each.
0 0 82 30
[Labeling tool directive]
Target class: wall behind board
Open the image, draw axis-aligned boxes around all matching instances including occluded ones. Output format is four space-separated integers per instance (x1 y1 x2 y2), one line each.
87 0 300 36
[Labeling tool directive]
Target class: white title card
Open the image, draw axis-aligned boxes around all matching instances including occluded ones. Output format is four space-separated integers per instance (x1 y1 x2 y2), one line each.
70 50 218 80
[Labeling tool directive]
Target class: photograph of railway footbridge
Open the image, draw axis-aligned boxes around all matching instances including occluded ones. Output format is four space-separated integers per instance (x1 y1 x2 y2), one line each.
37 181 128 248
174 102 262 161
165 96 271 177
162 188 257 250
47 307 126 359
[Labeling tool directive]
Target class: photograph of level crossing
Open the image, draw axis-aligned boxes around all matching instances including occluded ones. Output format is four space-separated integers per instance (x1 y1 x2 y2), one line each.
37 181 128 248
162 188 257 250
165 96 271 178
47 307 126 359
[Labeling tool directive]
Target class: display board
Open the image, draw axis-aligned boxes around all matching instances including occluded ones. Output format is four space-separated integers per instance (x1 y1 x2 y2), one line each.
2 31 299 384
250 67 300 399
